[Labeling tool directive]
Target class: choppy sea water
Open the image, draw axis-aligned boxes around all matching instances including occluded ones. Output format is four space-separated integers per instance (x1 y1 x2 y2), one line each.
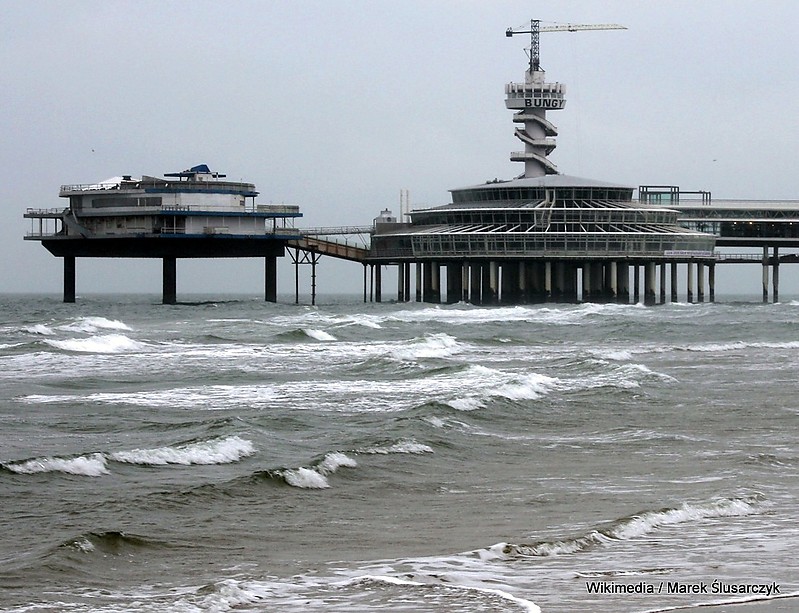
1 293 798 613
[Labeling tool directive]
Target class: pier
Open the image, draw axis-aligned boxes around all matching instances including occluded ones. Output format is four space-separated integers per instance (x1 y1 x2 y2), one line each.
22 23 799 305
24 166 302 304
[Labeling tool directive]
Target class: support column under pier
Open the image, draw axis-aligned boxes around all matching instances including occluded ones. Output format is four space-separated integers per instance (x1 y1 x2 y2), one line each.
404 263 411 302
518 262 527 303
670 262 678 303
483 262 498 304
264 255 277 303
697 263 705 303
501 262 519 304
617 262 630 304
63 256 76 303
709 263 715 303
608 262 618 302
447 262 462 304
644 262 656 306
375 264 382 303
397 263 405 302
564 263 578 302
553 261 566 301
773 246 780 303
633 265 640 304
163 256 177 305
416 263 422 302
423 263 433 303
687 262 695 304
659 263 667 304
762 247 769 304
582 262 591 302
590 262 604 302
544 261 552 302
470 262 482 304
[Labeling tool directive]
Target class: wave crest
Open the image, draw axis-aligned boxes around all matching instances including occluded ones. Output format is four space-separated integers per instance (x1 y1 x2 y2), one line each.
60 316 132 333
493 496 763 559
3 453 108 477
275 452 358 489
111 436 256 466
357 439 434 455
45 333 146 353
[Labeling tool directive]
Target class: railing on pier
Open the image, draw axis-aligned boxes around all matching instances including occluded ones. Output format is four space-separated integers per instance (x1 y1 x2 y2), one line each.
288 236 370 262
299 226 373 236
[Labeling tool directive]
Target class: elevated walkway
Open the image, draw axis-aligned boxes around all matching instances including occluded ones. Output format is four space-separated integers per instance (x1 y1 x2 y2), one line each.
288 236 370 262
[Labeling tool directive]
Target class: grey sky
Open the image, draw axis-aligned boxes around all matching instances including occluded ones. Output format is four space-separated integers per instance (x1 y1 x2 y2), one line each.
2 0 798 298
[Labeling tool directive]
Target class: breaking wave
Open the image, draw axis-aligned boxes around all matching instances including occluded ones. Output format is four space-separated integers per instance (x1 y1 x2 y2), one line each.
59 316 132 333
2 436 256 477
273 451 358 489
110 436 256 465
356 439 434 455
302 328 337 341
3 453 109 477
22 324 55 335
488 496 764 559
390 333 462 361
44 333 146 353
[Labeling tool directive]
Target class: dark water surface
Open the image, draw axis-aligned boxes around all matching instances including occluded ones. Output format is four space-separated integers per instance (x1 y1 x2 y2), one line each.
1 294 797 612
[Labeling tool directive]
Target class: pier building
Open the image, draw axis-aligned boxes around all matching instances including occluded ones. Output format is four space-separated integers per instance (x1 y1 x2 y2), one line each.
24 165 301 303
367 21 716 305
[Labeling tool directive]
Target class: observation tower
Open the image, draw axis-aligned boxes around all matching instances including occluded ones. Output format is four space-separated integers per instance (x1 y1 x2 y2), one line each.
369 20 717 305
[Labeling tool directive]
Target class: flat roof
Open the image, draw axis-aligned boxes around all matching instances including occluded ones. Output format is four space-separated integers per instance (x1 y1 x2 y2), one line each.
669 199 799 211
451 173 633 192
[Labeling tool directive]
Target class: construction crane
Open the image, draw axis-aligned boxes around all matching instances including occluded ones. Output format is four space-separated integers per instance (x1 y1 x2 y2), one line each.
506 20 626 74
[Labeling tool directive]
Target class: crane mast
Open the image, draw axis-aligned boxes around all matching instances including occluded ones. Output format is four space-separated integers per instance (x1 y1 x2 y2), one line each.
506 20 626 74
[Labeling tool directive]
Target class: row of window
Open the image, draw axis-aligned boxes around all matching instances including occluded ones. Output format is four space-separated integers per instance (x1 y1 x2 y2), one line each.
451 187 634 203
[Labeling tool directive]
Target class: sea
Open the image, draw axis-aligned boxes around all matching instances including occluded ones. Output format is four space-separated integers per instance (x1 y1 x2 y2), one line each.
1 293 798 613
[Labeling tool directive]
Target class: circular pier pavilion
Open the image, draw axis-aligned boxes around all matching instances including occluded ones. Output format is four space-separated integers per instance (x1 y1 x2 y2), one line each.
369 21 715 305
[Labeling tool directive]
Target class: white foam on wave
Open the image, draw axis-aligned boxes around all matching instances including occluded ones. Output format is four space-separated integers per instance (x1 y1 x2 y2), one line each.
685 340 799 352
589 348 635 361
45 334 146 354
347 574 541 613
493 372 559 401
609 497 760 540
302 328 337 341
448 397 485 411
390 333 462 361
357 439 434 455
332 314 384 329
280 451 358 489
573 362 676 392
110 436 255 466
195 578 275 611
4 453 108 477
60 316 132 333
282 466 331 489
492 496 763 559
317 451 358 474
23 324 55 335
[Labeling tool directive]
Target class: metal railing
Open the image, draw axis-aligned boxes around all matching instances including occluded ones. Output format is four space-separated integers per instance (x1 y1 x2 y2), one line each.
299 225 372 236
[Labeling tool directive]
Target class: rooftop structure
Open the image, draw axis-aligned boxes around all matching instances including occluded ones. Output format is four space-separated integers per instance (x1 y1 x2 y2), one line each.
25 165 302 303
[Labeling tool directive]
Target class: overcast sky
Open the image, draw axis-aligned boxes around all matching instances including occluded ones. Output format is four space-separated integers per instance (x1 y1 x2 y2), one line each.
2 0 798 299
